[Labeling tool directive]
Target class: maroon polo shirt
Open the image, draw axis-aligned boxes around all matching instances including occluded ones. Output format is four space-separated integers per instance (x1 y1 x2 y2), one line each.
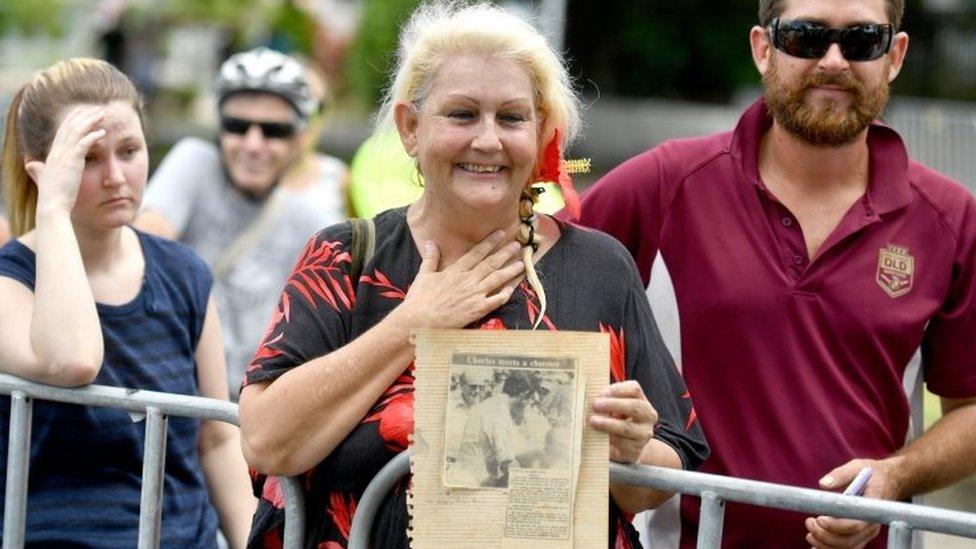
575 99 976 548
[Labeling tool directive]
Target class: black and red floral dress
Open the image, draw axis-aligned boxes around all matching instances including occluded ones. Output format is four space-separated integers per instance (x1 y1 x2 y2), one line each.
243 207 708 549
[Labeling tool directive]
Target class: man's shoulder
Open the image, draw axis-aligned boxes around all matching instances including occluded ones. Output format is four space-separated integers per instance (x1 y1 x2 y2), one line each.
152 137 222 182
656 130 734 159
648 130 735 172
146 137 224 197
907 160 971 199
906 160 976 239
167 136 219 161
604 130 735 188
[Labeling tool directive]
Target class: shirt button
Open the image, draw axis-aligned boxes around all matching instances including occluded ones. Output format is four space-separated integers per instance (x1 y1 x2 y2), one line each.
781 217 793 227
866 208 874 217
793 255 804 265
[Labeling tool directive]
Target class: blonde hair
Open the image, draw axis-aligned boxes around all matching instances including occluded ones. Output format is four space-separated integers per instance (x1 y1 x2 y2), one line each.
2 58 145 236
379 1 582 329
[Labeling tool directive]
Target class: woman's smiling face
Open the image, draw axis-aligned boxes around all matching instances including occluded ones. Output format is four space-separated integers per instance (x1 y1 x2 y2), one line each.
397 55 540 215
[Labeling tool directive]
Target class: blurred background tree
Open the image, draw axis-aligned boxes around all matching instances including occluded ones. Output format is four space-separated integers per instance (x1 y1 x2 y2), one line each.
267 0 316 56
564 0 976 102
152 0 276 45
566 0 757 102
0 0 68 36
346 0 421 111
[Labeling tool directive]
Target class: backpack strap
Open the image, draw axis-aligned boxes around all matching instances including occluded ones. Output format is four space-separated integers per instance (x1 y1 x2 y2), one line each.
348 217 376 284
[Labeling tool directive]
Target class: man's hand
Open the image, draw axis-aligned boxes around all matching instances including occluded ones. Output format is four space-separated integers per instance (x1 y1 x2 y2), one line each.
805 457 902 548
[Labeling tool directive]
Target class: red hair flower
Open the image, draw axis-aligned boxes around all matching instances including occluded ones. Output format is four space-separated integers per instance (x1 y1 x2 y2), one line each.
537 127 581 221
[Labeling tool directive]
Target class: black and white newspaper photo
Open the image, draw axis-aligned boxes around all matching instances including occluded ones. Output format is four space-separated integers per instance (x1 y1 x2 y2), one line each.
443 354 582 490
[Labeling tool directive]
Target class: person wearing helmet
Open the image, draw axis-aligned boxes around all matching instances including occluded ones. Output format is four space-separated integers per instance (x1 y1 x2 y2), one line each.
135 47 347 398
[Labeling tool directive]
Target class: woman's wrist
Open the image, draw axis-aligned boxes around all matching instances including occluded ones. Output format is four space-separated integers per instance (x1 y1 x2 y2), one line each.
385 303 425 335
34 199 74 222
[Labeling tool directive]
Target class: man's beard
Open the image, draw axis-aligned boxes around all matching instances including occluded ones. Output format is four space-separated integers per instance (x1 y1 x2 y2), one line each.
763 57 890 147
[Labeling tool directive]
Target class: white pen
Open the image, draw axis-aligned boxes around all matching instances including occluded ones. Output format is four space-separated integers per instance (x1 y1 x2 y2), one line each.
843 467 873 496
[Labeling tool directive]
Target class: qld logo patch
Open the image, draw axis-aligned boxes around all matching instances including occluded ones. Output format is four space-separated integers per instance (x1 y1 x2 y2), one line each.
877 245 914 298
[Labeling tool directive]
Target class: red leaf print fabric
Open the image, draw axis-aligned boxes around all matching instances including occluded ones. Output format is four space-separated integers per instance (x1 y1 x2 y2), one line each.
260 475 286 509
246 236 356 381
241 210 707 549
521 282 556 330
682 390 700 431
615 520 634 549
479 318 507 330
286 238 355 311
328 492 358 541
600 323 626 383
363 372 415 452
361 268 407 300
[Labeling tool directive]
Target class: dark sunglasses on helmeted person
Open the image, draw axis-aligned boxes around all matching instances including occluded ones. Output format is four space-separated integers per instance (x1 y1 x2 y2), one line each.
219 116 298 139
768 18 894 62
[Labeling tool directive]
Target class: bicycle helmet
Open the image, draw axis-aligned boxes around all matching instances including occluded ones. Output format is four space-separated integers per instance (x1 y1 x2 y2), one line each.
215 47 319 121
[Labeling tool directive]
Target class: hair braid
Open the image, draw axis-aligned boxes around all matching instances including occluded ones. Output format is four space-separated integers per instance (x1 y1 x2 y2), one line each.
517 188 546 329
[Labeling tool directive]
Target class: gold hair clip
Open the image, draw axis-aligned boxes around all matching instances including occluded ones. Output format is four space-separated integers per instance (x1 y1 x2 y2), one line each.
564 158 592 174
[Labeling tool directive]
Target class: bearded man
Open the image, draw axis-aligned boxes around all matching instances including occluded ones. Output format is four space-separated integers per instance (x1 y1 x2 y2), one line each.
572 0 976 547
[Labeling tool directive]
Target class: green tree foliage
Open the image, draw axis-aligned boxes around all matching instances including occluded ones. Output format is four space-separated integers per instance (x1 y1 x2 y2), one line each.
154 0 275 44
346 0 422 109
268 0 316 56
565 0 973 102
566 0 758 102
0 0 68 35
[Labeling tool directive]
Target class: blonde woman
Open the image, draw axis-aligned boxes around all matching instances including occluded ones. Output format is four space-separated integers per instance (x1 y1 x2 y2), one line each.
0 59 254 547
239 3 708 547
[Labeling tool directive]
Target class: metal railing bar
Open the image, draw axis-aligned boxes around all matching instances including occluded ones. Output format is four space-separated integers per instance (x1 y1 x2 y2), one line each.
0 373 237 425
696 491 725 549
888 521 913 549
348 453 976 545
280 476 305 548
137 408 168 549
348 451 410 549
1 375 306 549
609 463 976 538
2 392 32 549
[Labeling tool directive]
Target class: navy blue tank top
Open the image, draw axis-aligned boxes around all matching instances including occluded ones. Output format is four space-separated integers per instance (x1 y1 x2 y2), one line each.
0 229 219 548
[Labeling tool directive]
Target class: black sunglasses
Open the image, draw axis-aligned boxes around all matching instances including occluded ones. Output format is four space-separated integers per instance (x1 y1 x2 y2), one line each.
220 116 298 139
769 18 894 62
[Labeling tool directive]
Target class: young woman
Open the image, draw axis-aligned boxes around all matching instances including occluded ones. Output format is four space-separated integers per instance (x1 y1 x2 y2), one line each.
0 58 254 548
239 3 709 548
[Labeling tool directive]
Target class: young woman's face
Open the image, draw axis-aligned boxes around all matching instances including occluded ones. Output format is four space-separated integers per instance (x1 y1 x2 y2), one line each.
397 55 540 216
70 100 148 230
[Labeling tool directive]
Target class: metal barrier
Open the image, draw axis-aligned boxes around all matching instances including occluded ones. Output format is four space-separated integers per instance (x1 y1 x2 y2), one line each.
347 450 976 549
13 363 969 549
0 372 305 549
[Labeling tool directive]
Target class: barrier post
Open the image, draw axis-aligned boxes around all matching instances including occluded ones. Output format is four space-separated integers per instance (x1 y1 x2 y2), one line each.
888 521 913 549
696 490 725 548
3 392 32 549
137 407 168 549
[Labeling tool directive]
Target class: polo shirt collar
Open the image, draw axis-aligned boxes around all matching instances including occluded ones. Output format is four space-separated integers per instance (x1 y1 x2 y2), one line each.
730 98 914 215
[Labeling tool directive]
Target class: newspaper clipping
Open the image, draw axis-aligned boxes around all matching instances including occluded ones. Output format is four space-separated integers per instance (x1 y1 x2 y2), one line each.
409 330 609 549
